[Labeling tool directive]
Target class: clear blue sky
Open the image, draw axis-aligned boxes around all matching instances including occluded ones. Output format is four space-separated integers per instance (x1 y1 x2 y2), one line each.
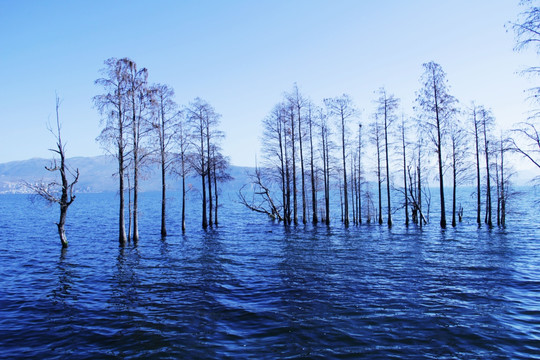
0 0 536 166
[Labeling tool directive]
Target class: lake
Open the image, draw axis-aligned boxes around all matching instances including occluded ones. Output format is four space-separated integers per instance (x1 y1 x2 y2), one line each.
0 190 539 359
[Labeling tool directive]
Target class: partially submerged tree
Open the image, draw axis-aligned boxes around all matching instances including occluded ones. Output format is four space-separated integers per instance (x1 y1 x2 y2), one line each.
185 98 225 229
448 113 469 227
94 57 130 244
325 94 356 227
416 61 458 228
479 106 495 227
149 83 180 237
470 104 482 226
26 97 79 248
375 88 399 227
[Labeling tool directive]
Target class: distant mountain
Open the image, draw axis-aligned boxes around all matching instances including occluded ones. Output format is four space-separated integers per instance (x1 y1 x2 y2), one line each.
0 155 254 194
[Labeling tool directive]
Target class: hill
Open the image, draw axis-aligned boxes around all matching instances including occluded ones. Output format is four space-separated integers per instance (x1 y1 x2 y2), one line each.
0 155 253 194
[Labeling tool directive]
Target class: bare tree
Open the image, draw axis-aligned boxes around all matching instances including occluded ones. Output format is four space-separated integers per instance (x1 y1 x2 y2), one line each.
26 96 79 248
416 61 458 228
448 113 469 227
307 103 318 224
319 107 332 225
357 123 364 224
470 104 482 226
398 114 410 226
185 98 222 229
174 119 191 232
288 84 308 224
478 107 495 227
478 107 494 227
371 115 384 225
94 57 130 245
125 59 150 243
510 121 540 169
325 94 356 227
149 83 180 237
375 88 399 227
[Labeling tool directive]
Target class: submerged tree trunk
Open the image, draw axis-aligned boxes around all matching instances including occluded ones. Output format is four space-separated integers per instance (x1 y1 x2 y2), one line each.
161 147 167 237
384 107 392 227
401 121 409 227
182 160 186 232
358 123 363 224
473 107 481 226
291 111 298 225
309 109 317 224
452 145 457 228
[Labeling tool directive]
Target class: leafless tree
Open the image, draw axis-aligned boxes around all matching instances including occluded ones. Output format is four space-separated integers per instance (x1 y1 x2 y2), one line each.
287 84 308 224
470 104 483 226
325 94 356 227
149 83 180 237
416 61 458 228
479 106 495 227
375 88 399 227
510 1 540 175
185 98 223 229
398 114 410 226
94 57 131 245
448 113 469 227
307 103 318 224
371 115 384 225
125 59 151 243
26 96 79 248
174 119 191 232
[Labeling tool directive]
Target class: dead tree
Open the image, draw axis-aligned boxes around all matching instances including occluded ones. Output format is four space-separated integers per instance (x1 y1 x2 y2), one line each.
238 166 284 221
375 88 399 227
479 106 494 227
94 57 130 245
471 104 482 226
185 98 223 229
26 97 79 248
416 61 458 228
448 114 469 227
307 103 318 224
371 115 384 225
174 117 191 232
399 114 410 226
325 94 356 227
149 83 180 237
288 84 308 224
126 59 150 243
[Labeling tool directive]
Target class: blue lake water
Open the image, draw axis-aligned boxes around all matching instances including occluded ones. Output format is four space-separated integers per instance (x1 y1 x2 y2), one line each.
0 190 539 359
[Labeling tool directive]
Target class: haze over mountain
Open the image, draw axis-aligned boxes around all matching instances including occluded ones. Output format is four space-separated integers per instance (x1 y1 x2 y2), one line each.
0 155 253 194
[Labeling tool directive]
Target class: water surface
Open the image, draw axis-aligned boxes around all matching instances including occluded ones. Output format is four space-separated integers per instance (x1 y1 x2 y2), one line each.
0 191 539 359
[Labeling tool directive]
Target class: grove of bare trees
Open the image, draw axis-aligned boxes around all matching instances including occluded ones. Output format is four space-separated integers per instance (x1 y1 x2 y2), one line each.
94 57 230 244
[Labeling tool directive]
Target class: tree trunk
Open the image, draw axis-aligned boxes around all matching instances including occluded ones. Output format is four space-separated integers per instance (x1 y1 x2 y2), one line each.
182 158 186 232
291 112 298 225
402 123 409 227
118 154 127 245
207 125 213 227
377 142 383 225
341 112 349 227
474 108 481 226
309 113 317 224
213 160 219 226
452 145 457 227
500 141 506 227
358 124 362 224
384 106 392 227
200 126 208 229
161 149 167 237
484 125 492 227
433 75 446 229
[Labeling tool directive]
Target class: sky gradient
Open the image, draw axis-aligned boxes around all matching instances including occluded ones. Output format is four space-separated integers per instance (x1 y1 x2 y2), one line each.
0 0 536 167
